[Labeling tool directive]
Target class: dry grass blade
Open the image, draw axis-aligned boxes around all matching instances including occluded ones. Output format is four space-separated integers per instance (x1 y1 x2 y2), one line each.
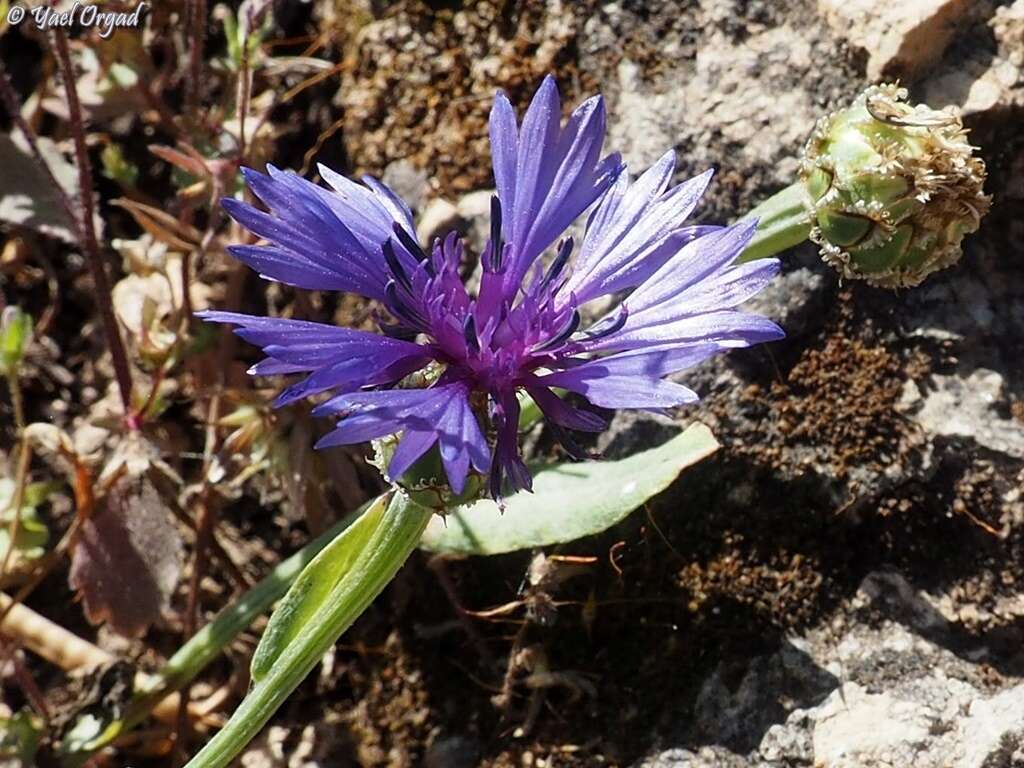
149 144 213 178
111 197 203 252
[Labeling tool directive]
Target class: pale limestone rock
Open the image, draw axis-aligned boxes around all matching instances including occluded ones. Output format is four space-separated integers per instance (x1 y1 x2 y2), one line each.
817 0 974 81
416 197 461 248
924 0 1024 115
609 26 814 180
960 687 1024 768
812 684 933 767
898 369 1024 459
638 573 1024 768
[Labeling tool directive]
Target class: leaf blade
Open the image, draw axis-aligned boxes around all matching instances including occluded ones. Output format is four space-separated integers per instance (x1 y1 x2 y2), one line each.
420 423 719 556
250 493 392 681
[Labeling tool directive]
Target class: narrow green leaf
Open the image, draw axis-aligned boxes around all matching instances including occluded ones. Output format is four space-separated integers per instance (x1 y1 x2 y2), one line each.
62 498 376 763
183 493 432 768
0 307 32 376
420 423 719 556
250 493 389 681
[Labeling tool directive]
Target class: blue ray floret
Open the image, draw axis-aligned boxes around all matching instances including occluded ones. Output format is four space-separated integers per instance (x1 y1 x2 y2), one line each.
199 75 784 499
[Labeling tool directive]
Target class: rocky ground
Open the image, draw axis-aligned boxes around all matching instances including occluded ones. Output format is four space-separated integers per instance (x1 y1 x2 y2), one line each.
303 1 1024 766
2 1 1023 766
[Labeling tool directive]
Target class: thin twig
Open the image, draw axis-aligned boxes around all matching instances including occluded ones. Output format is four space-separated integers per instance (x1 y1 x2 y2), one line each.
0 516 81 631
175 391 221 761
135 78 184 138
5 371 24 434
427 556 498 669
0 373 30 585
148 469 250 593
0 440 32 584
179 169 225 331
300 115 346 177
50 31 135 420
0 635 50 719
186 0 207 118
236 8 252 163
0 593 217 727
32 249 61 337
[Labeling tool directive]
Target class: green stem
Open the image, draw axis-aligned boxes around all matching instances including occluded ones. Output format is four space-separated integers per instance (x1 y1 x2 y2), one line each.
736 182 813 263
183 493 432 768
518 387 568 431
518 389 543 430
143 511 366 693
66 500 374 760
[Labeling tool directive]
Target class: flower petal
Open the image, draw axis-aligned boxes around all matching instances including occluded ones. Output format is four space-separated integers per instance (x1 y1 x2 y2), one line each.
196 311 431 406
539 371 698 409
494 76 623 293
627 220 758 313
522 383 606 432
585 310 785 353
567 160 716 303
222 164 419 300
490 390 532 499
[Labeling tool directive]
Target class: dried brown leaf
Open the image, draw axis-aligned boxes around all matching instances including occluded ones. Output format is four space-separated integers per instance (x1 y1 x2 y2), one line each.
149 144 211 178
69 477 183 638
112 253 212 335
110 198 201 251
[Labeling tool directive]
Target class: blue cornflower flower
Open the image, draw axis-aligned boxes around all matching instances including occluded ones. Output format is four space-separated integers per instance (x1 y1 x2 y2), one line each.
199 75 783 499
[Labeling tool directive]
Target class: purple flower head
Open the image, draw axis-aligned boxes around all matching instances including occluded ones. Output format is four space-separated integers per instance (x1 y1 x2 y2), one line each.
199 75 783 500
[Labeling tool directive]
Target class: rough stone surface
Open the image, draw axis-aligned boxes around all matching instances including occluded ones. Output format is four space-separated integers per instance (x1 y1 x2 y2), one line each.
738 263 832 341
817 0 975 82
635 572 1024 767
573 5 1024 766
576 0 864 226
416 197 462 249
900 369 1024 459
381 159 431 214
923 1 1024 117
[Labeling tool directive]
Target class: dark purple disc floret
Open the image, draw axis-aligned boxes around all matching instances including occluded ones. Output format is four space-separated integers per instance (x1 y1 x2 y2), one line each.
199 75 783 499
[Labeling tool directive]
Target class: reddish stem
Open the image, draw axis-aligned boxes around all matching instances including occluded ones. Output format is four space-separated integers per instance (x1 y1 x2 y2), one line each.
186 0 207 118
50 31 136 422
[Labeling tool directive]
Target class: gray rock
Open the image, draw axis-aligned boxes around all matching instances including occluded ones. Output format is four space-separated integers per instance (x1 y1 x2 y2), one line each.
597 410 682 461
579 3 862 223
635 747 750 768
739 264 833 340
424 735 481 768
922 1 1024 118
816 0 975 83
899 368 1024 459
635 571 1024 768
418 197 463 249
382 159 430 213
691 640 837 753
455 189 493 256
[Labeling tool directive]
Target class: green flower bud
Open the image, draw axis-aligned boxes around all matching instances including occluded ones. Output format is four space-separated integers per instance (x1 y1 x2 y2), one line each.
369 359 488 510
371 434 486 511
802 84 990 288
